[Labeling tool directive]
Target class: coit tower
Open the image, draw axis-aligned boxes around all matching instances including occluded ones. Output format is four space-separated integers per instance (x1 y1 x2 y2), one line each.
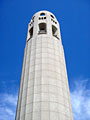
15 11 73 120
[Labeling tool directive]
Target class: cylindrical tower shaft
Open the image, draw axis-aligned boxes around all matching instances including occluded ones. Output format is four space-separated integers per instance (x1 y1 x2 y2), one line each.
15 11 73 120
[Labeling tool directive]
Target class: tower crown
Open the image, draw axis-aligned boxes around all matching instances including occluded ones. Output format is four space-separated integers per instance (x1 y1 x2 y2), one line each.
27 11 61 41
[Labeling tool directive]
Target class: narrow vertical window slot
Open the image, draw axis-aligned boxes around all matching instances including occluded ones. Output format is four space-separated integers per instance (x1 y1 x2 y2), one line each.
29 27 33 39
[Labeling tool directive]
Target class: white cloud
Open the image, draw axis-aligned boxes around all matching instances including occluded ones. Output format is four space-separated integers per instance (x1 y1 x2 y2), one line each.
1 93 17 106
5 108 14 116
0 93 18 120
0 77 90 120
70 77 90 120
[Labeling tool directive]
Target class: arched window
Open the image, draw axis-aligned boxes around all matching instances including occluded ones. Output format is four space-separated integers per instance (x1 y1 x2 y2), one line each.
50 14 54 19
29 27 33 39
40 13 45 16
52 25 59 39
38 23 46 34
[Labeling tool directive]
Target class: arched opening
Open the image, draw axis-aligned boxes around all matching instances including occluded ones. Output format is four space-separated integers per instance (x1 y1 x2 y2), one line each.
29 27 33 39
50 14 54 19
40 13 45 16
38 23 46 34
52 25 59 39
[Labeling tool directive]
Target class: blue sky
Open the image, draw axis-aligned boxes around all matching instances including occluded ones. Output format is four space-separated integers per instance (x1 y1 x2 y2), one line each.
0 0 90 119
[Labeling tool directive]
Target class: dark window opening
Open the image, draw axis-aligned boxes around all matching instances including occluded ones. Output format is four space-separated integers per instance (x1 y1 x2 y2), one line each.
38 23 46 34
52 25 59 39
32 16 35 20
55 22 57 24
50 14 54 19
51 19 57 24
40 13 45 16
39 17 46 20
29 27 33 39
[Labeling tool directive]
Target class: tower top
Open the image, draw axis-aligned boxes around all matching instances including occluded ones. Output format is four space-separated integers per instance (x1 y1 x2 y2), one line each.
32 10 57 21
27 10 61 42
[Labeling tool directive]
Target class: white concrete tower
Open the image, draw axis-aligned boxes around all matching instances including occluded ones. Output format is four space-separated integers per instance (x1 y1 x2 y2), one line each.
15 11 73 120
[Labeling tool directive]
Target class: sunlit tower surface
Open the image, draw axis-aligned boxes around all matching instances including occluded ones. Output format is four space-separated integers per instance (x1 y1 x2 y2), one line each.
15 11 73 120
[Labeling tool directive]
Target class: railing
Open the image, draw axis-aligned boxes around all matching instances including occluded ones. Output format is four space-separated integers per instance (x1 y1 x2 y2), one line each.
38 30 47 34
